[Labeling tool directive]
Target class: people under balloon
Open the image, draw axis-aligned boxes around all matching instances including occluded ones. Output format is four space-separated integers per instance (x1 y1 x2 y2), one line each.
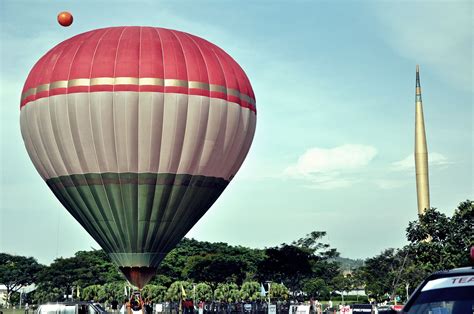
129 293 144 314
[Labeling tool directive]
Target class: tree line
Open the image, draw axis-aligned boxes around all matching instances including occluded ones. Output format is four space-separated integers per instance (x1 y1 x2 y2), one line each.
1 200 471 307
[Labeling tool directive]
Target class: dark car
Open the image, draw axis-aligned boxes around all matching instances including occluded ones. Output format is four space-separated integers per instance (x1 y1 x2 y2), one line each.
401 266 474 314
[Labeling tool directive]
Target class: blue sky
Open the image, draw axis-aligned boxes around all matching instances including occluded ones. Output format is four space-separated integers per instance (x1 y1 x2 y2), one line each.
1 0 472 265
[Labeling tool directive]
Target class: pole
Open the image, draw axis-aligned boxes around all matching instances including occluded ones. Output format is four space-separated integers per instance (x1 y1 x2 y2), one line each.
267 282 271 314
405 283 409 302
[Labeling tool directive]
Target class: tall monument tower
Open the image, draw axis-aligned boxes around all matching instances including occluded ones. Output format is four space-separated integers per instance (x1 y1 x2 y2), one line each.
415 65 430 215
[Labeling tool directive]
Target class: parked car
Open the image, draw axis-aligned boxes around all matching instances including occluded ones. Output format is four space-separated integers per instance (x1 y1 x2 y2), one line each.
378 304 403 313
35 301 107 314
401 266 474 313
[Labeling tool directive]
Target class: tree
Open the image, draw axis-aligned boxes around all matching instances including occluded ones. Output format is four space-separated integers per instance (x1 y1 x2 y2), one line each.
152 238 265 285
268 283 289 301
256 245 314 296
356 201 473 302
350 269 366 302
183 254 249 286
82 285 103 302
36 250 123 302
142 284 167 302
165 281 192 302
406 201 473 270
302 279 329 300
214 283 240 302
32 287 63 304
99 282 128 303
0 253 43 307
240 281 262 301
331 274 353 303
195 283 213 302
292 231 339 260
358 249 402 301
256 231 341 298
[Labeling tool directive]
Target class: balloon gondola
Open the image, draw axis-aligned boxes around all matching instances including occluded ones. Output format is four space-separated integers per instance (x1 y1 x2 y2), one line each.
20 26 256 288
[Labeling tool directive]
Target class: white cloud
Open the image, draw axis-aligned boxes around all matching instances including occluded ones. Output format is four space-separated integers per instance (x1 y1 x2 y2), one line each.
303 176 354 190
371 1 472 91
374 179 407 190
284 144 377 189
391 152 450 171
285 144 377 176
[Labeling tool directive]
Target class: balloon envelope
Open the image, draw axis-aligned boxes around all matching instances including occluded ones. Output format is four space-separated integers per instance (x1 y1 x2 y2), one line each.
20 26 256 288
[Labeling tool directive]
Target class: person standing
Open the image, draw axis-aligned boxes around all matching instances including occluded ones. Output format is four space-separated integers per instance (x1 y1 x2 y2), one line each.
111 300 119 312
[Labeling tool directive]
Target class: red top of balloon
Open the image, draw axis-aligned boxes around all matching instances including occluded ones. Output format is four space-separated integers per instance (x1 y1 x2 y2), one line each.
21 26 255 112
57 11 73 27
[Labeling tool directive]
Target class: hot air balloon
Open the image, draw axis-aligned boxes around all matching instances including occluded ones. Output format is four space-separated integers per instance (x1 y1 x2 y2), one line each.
20 26 256 289
57 11 73 27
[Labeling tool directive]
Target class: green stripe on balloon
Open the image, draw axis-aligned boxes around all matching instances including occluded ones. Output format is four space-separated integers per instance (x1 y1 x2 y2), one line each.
46 173 228 267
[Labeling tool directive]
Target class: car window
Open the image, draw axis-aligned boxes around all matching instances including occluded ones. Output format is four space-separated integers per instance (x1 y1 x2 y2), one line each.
88 305 99 314
60 305 77 314
405 286 474 314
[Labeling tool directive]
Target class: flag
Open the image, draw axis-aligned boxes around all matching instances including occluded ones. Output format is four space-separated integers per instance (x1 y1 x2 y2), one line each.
181 284 187 298
77 285 80 298
260 284 266 297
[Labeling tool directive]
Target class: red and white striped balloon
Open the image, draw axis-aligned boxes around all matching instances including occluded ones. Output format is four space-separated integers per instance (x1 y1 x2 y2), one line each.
20 26 256 288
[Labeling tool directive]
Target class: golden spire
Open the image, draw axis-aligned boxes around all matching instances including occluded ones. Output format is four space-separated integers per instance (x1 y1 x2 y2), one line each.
414 65 430 215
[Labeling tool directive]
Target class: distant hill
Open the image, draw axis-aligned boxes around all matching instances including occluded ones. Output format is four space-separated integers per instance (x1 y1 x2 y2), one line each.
331 256 365 270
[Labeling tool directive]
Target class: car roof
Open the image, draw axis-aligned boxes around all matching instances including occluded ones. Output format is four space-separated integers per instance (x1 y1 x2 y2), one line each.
427 266 474 279
41 302 96 305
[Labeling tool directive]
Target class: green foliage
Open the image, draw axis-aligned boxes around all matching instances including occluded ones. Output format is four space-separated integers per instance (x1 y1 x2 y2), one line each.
152 238 265 286
142 284 167 302
194 283 213 302
32 287 63 304
312 260 340 284
406 201 473 270
268 283 289 301
150 274 173 287
0 253 43 306
214 283 240 302
8 292 20 306
100 282 128 303
358 248 402 301
82 285 103 301
292 231 339 259
302 279 329 299
358 200 473 302
165 281 192 302
240 281 261 301
36 250 123 302
183 254 249 286
331 274 353 295
256 245 313 294
256 231 340 298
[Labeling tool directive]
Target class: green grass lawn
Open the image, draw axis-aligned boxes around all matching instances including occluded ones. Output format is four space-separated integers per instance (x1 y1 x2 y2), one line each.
1 309 30 314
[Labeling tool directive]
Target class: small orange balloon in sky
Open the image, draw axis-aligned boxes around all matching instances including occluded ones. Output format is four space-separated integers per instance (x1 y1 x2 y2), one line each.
57 11 73 27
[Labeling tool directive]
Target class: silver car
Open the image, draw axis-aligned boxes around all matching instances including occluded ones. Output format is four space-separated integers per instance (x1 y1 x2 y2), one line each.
35 302 107 314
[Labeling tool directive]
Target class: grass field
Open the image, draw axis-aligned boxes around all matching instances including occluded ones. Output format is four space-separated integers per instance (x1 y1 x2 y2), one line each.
1 309 29 314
